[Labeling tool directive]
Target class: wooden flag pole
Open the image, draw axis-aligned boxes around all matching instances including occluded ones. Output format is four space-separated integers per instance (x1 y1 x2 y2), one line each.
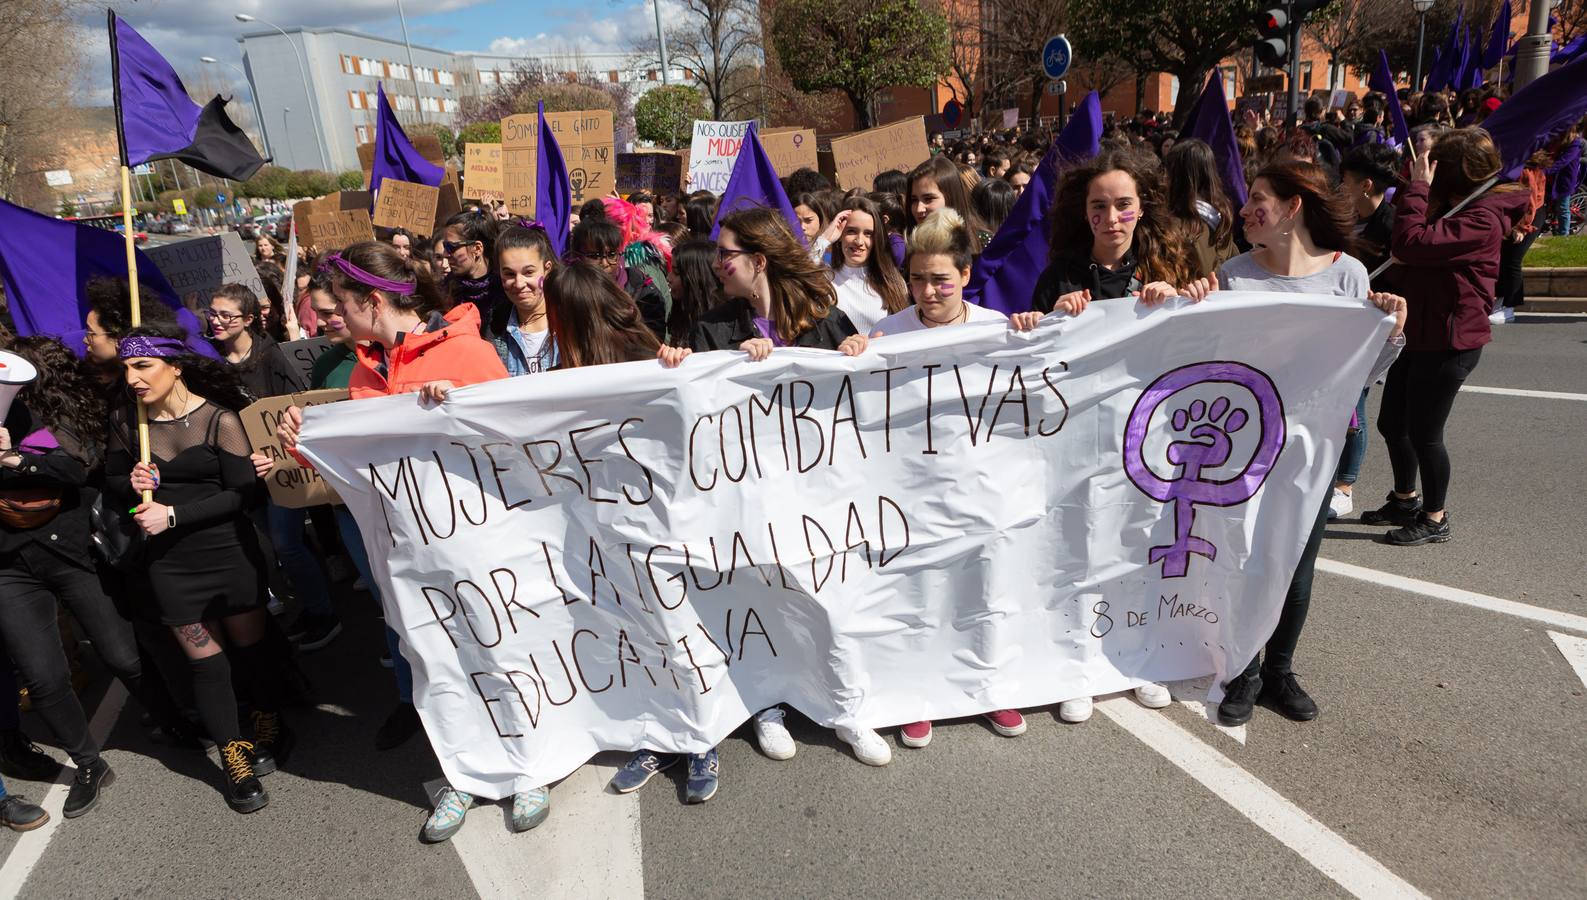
119 164 153 504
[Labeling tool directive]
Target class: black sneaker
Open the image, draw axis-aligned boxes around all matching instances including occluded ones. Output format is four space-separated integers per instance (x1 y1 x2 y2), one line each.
1260 670 1319 721
294 614 343 652
0 794 48 831
1361 492 1422 526
1217 670 1262 726
220 740 268 814
375 702 422 751
62 757 114 818
0 730 63 782
1386 511 1452 546
249 710 294 776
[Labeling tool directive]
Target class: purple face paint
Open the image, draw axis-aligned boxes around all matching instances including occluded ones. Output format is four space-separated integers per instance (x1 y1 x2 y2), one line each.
1253 209 1267 227
1118 211 1138 224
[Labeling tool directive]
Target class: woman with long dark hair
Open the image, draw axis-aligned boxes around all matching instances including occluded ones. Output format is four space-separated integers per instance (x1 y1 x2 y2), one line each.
971 176 1017 235
1213 158 1408 726
487 223 560 375
106 323 295 814
545 262 662 366
1365 129 1530 545
440 208 504 318
664 239 721 344
809 195 909 334
907 154 990 250
1163 138 1238 276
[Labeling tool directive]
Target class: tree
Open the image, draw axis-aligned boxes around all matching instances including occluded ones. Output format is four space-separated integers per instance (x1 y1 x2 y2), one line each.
406 123 458 163
978 0 1077 120
1330 0 1496 85
0 0 85 209
338 171 366 191
638 0 763 120
455 60 631 132
1070 0 1266 125
1560 0 1585 44
57 197 76 218
457 121 501 145
769 0 952 129
635 85 708 149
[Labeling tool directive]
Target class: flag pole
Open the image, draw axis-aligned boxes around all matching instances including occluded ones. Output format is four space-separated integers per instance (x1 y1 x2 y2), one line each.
1368 173 1501 280
109 10 153 504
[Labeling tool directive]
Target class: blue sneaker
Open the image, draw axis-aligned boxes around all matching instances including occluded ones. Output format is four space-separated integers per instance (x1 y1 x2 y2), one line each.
684 748 719 804
421 787 473 843
510 787 550 832
610 750 678 794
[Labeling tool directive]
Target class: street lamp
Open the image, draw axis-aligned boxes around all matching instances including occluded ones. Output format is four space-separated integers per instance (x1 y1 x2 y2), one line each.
235 13 331 171
201 56 272 159
1412 0 1436 91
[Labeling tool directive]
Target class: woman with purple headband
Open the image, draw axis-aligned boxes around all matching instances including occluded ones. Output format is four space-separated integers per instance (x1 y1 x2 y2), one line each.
104 325 295 814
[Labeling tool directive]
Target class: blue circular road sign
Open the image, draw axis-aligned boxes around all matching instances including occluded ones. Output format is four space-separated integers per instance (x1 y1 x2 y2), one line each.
1042 35 1073 80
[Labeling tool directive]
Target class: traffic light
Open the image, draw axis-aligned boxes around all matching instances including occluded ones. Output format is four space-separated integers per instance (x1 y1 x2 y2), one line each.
1255 7 1290 68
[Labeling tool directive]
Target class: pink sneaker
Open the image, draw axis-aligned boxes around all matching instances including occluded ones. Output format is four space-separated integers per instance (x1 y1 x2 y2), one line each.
984 709 1027 737
899 720 933 748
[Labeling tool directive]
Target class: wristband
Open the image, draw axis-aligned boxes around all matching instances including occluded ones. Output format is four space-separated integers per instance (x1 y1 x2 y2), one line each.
166 507 176 529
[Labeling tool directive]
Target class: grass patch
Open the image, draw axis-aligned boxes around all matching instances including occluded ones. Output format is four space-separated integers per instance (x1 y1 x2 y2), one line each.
1525 234 1587 268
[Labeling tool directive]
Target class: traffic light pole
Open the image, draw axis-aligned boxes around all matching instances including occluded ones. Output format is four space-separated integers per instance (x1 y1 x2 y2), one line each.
1286 0 1300 127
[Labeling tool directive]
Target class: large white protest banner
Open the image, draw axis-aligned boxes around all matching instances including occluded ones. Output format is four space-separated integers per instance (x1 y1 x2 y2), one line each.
298 294 1389 799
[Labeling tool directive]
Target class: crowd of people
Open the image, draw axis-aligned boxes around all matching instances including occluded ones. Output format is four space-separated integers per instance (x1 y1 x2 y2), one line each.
0 78 1574 841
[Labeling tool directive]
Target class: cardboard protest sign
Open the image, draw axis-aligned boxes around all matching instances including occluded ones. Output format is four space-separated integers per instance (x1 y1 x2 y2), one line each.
358 134 447 177
463 143 504 201
143 232 264 314
760 127 818 177
299 292 1390 799
372 180 441 235
617 151 684 194
292 192 374 251
687 120 752 193
272 336 334 394
823 116 930 191
242 388 349 508
501 110 615 216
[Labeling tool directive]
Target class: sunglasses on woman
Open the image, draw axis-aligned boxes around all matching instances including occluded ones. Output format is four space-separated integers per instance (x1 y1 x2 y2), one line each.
442 239 480 254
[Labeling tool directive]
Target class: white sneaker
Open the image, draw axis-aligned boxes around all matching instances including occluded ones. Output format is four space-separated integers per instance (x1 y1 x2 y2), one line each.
1328 487 1353 519
1134 682 1172 709
835 726 892 766
1058 696 1093 723
752 707 796 760
1488 305 1514 324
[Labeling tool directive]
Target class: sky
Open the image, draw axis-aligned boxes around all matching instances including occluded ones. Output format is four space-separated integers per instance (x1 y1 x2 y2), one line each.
80 0 672 102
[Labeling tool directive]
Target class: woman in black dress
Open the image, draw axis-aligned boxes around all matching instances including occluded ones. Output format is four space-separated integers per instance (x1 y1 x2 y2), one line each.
105 325 293 814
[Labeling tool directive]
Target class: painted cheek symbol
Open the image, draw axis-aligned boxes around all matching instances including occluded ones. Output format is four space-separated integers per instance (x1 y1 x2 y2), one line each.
1090 213 1104 229
1117 211 1138 224
1253 209 1267 227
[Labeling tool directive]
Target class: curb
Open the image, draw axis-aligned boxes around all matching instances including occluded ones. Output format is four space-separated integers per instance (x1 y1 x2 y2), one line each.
1524 267 1587 298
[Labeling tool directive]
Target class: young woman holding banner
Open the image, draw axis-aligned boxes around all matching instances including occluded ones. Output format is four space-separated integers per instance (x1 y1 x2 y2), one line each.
107 323 295 814
867 208 1042 749
808 195 910 335
654 207 884 770
1211 158 1408 726
272 242 534 841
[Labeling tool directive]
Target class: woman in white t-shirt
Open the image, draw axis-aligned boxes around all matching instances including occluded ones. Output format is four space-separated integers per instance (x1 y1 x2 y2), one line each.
875 208 1043 749
810 195 910 335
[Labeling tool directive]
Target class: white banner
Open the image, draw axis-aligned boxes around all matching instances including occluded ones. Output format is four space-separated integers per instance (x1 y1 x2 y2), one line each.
687 119 752 193
298 294 1389 799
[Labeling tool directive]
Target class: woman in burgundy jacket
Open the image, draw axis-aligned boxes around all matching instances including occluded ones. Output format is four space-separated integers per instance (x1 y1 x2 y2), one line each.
1365 129 1531 545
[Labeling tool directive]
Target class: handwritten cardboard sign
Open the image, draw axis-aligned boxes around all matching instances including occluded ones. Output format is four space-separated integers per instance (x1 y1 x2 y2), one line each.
616 151 684 194
687 120 752 193
501 110 615 216
357 134 447 178
824 116 930 191
464 143 504 201
760 127 818 178
272 336 334 394
143 232 265 313
293 192 375 251
241 388 349 508
372 180 440 235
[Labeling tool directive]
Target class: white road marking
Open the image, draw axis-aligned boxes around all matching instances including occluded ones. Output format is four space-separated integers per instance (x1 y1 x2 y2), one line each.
1316 558 1587 635
1513 311 1587 318
0 682 128 899
1166 676 1247 744
1548 632 1587 691
1099 698 1428 900
435 754 642 899
1461 385 1587 402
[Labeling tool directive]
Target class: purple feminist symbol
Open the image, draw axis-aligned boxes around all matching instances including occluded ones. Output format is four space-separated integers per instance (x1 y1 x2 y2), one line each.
792 133 804 148
1123 362 1286 578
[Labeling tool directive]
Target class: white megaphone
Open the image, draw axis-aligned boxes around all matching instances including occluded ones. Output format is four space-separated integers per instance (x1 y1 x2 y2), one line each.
0 351 38 424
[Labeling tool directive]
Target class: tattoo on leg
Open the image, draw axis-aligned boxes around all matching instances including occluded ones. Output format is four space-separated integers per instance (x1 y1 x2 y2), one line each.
177 623 212 648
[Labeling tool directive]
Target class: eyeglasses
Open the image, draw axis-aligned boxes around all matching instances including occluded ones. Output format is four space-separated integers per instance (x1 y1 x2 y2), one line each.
442 239 480 254
579 251 622 264
204 310 245 324
716 248 749 264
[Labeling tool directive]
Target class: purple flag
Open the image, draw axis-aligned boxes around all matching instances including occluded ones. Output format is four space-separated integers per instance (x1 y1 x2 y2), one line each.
1481 0 1510 70
966 92 1103 315
0 198 218 359
1371 51 1411 146
710 123 805 245
110 13 264 180
534 101 572 259
1184 74 1248 207
370 83 445 205
1555 34 1587 66
1425 8 1463 91
1483 54 1587 179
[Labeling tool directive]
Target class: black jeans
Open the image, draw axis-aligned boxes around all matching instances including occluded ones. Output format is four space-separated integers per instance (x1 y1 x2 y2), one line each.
0 544 145 767
1376 347 1483 513
1242 493 1329 679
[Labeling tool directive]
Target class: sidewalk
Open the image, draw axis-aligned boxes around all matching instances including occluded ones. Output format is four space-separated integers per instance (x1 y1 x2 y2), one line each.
1523 267 1587 312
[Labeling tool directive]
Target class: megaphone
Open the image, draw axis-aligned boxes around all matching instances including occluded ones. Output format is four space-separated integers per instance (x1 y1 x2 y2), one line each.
0 351 38 425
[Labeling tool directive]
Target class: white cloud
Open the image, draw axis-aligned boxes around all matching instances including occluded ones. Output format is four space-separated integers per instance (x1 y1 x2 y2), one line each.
478 0 679 59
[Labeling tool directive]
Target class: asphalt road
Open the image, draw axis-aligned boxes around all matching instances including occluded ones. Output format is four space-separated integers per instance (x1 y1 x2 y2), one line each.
0 313 1582 899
